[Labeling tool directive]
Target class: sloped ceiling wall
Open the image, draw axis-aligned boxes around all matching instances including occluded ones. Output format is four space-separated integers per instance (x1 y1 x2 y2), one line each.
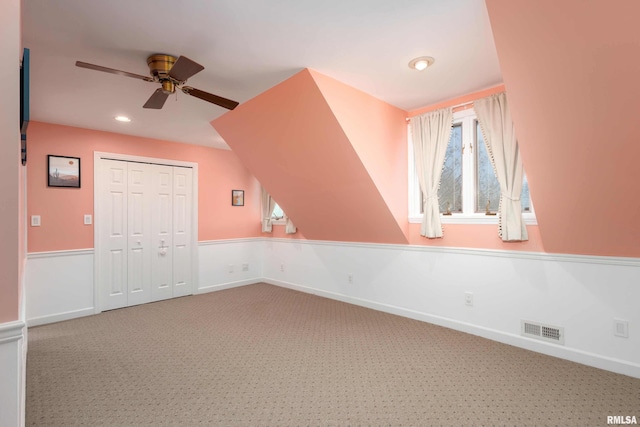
486 0 640 257
212 69 408 244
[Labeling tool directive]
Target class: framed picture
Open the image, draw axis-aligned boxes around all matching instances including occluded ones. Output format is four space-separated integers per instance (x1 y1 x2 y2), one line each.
48 155 81 188
231 189 244 206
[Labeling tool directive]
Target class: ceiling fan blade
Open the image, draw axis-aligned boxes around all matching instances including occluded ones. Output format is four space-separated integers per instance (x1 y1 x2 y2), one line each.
143 88 170 109
181 86 239 110
168 56 204 82
75 61 154 82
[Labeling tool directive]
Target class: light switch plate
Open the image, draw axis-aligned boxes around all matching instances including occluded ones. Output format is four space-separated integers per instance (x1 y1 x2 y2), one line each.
84 214 92 225
31 215 41 227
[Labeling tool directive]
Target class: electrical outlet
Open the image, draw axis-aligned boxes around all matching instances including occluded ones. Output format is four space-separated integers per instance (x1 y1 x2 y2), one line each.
464 292 474 307
31 215 41 227
84 214 92 225
614 319 629 338
280 264 285 272
228 264 234 273
348 274 353 284
242 263 249 271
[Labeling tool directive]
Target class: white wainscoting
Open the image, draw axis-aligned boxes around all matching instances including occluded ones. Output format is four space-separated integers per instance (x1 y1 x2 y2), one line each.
0 320 25 427
24 238 640 378
197 238 264 293
25 239 265 326
262 238 640 378
26 249 95 326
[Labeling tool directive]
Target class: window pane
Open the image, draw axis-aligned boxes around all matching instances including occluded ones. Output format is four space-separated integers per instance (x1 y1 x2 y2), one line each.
438 124 462 213
521 176 531 212
272 203 284 219
476 121 531 213
475 122 500 213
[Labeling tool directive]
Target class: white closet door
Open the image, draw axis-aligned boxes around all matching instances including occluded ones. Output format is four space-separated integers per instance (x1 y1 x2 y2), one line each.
151 165 174 302
99 159 128 311
126 162 153 306
172 167 193 297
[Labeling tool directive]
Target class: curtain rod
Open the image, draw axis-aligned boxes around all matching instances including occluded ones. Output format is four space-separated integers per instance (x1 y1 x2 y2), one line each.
405 100 475 122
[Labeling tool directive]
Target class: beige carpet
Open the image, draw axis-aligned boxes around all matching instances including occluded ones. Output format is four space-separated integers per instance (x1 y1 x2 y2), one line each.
27 283 639 426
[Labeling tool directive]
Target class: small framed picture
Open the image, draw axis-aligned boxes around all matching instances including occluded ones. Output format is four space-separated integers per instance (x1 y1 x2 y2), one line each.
48 155 81 188
231 190 244 206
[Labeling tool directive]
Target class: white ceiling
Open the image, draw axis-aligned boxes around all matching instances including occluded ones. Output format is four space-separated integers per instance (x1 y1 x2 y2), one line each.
22 0 502 149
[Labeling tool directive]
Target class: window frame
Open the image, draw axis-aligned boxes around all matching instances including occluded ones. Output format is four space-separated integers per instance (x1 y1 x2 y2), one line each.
408 107 537 225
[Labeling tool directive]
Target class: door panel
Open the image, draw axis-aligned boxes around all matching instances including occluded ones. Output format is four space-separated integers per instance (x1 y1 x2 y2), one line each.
99 159 128 311
151 165 173 302
127 162 152 306
173 167 192 297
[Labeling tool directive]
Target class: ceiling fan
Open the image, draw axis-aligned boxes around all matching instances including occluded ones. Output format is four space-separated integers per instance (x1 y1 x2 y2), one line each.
75 54 239 110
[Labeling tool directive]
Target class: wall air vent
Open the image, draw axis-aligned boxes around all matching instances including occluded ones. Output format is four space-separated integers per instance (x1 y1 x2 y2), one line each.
521 320 564 345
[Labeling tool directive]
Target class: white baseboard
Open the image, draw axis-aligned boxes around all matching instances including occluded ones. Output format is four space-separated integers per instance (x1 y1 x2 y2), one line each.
27 308 95 327
196 278 262 294
264 278 640 379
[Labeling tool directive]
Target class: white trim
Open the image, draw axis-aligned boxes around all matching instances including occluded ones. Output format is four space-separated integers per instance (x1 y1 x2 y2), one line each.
198 238 264 246
264 278 640 379
0 321 25 344
27 308 95 327
265 237 640 267
93 152 199 314
196 278 261 294
27 248 94 259
25 239 640 268
409 214 538 225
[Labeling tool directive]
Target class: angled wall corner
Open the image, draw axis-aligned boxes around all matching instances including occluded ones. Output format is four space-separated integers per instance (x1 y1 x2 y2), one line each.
486 0 640 257
211 68 409 244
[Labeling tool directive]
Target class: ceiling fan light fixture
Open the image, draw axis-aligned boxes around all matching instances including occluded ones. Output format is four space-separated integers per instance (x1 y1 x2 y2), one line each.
114 115 131 122
409 56 435 71
161 80 175 94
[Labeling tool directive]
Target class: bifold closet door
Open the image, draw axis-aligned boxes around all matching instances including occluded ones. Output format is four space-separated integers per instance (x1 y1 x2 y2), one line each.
172 167 193 298
151 165 174 302
126 162 153 307
99 159 193 311
99 159 129 311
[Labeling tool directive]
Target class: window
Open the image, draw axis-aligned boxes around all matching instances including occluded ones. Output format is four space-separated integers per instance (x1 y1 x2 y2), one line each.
272 203 285 223
409 108 536 224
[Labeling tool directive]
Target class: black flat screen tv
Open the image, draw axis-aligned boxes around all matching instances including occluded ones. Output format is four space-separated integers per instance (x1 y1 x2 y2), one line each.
20 48 29 165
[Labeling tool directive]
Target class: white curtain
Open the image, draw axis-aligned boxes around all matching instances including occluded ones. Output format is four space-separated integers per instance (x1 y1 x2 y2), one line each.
410 108 453 238
474 92 528 241
284 216 297 234
261 187 276 233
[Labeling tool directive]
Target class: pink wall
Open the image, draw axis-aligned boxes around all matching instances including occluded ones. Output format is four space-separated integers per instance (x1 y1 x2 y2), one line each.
0 0 22 323
213 69 409 244
27 122 261 253
310 70 409 238
217 72 543 252
409 223 543 252
486 0 640 257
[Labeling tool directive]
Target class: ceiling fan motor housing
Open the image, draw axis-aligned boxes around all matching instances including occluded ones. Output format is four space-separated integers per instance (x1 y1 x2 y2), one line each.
147 54 177 93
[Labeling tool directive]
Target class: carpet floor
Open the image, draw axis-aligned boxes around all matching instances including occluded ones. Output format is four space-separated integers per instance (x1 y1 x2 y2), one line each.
26 283 640 426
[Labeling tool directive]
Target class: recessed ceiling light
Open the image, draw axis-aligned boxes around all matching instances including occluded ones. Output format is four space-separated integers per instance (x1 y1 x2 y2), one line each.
409 56 435 71
114 115 131 122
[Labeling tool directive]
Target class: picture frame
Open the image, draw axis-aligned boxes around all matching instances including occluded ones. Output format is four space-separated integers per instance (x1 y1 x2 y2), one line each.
48 155 81 188
231 189 244 206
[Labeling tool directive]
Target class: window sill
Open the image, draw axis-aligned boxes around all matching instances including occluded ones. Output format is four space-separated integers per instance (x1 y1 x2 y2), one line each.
271 218 286 225
408 214 537 226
